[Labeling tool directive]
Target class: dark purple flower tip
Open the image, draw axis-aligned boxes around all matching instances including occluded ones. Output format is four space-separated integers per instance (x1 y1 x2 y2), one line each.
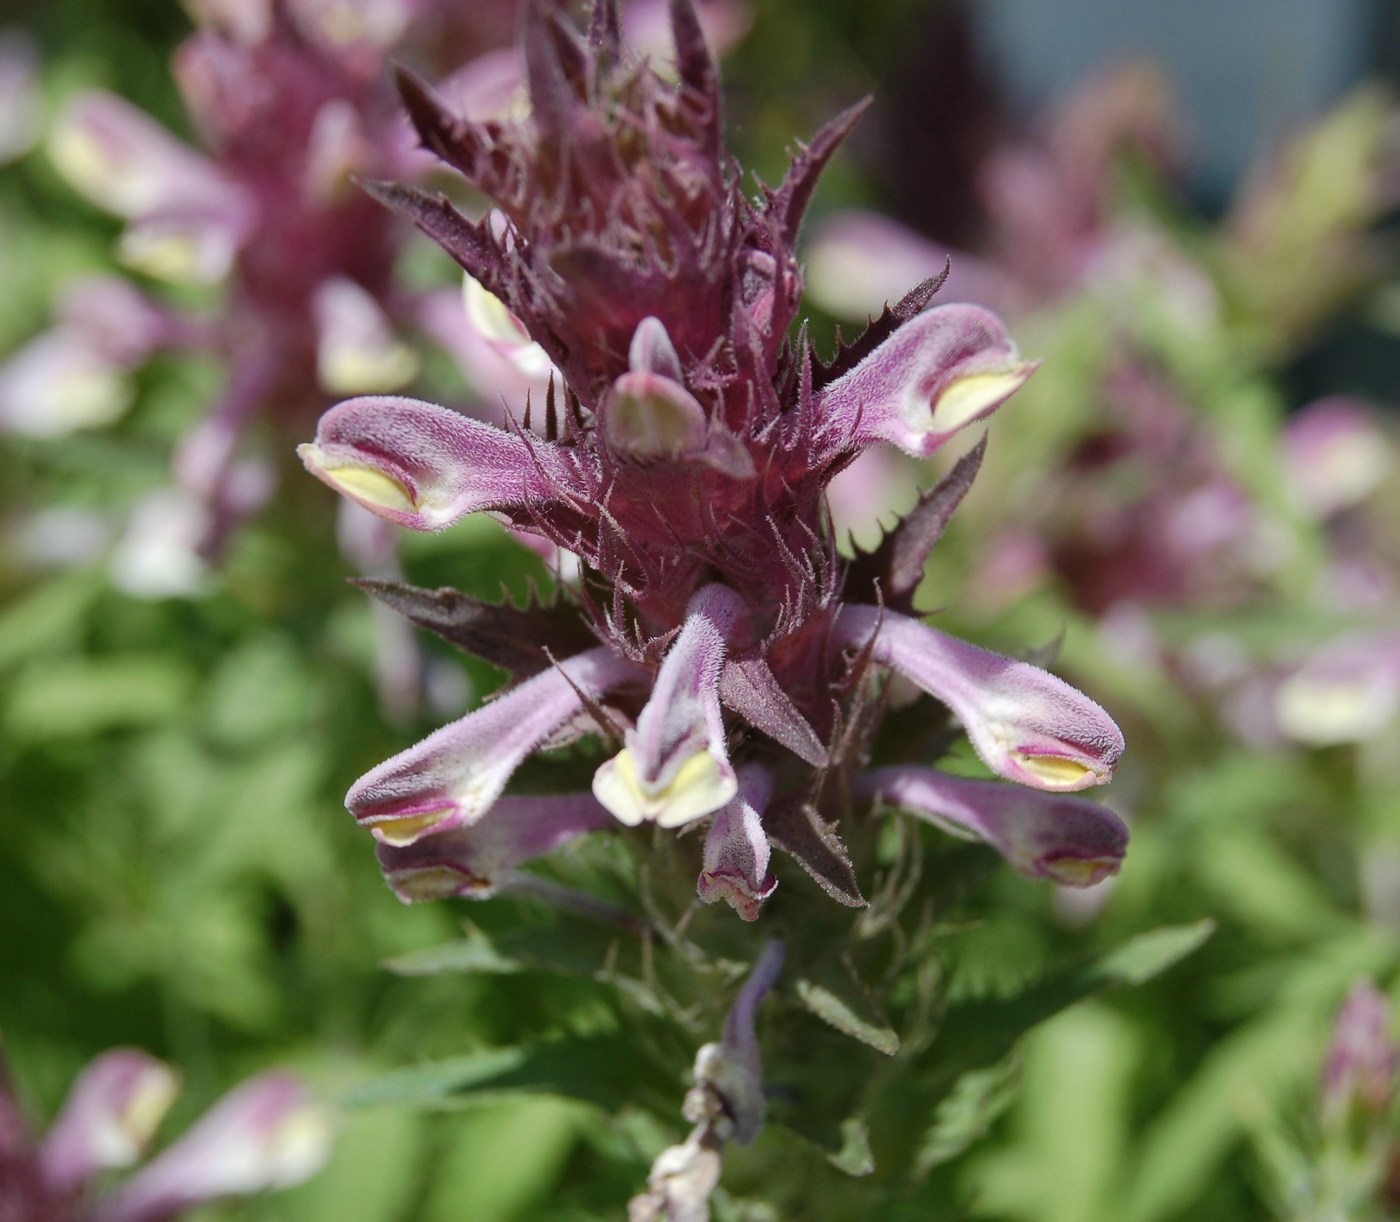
376 792 615 902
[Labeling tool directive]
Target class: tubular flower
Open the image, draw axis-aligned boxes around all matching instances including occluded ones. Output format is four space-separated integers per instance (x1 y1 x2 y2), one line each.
592 583 743 829
305 0 1126 910
832 606 1124 792
346 646 642 846
0 1048 330 1222
855 767 1128 887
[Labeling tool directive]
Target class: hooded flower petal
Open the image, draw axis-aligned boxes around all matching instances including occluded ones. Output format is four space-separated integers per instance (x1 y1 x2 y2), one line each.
462 273 555 380
816 304 1037 457
835 606 1124 791
350 647 641 846
298 395 580 530
601 368 710 459
50 91 234 220
313 277 420 395
599 317 753 476
858 766 1127 886
0 330 132 436
375 792 616 902
40 1050 179 1193
698 767 777 921
97 1073 331 1222
593 585 745 828
1274 632 1400 746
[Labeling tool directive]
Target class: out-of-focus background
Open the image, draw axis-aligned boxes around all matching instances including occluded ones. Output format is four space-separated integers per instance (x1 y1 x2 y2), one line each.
3 1 1400 1217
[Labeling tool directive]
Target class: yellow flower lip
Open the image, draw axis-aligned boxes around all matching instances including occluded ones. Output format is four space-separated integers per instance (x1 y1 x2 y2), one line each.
1041 855 1120 888
594 746 736 829
389 865 490 902
297 443 418 516
368 807 456 847
1014 752 1103 791
317 342 420 397
117 1065 181 1159
931 365 1036 435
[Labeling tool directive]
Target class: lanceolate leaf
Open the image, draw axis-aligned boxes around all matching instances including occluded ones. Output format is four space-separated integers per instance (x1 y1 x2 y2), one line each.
352 578 596 677
766 798 865 908
794 961 900 1056
342 1033 678 1117
815 258 952 388
846 434 987 610
932 920 1214 1072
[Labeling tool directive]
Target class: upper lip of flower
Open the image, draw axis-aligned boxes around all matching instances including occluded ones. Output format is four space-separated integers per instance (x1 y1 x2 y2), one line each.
345 645 644 845
832 604 1125 792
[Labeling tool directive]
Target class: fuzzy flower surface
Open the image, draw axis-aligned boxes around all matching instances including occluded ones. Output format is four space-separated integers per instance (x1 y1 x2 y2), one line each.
302 0 1127 918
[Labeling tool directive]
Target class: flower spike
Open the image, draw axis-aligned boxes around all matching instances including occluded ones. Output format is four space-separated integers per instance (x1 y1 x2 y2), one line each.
858 767 1128 886
593 584 745 828
350 647 642 846
835 606 1124 791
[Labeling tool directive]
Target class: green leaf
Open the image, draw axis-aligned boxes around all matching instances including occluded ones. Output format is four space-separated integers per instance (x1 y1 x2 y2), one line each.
1083 919 1217 989
771 1112 876 1179
924 921 1214 1103
795 961 900 1056
5 654 195 741
382 921 631 982
384 933 525 977
342 1033 679 1118
914 1055 1023 1176
0 572 100 672
829 1117 876 1177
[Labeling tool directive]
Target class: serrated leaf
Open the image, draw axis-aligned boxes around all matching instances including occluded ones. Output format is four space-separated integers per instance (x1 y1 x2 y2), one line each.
914 1056 1023 1176
932 920 1214 1082
846 434 987 610
815 259 952 388
353 578 595 678
829 1117 876 1176
795 962 899 1056
1083 919 1217 989
5 654 195 740
343 1047 530 1109
767 799 865 907
383 937 523 977
772 1113 876 1179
